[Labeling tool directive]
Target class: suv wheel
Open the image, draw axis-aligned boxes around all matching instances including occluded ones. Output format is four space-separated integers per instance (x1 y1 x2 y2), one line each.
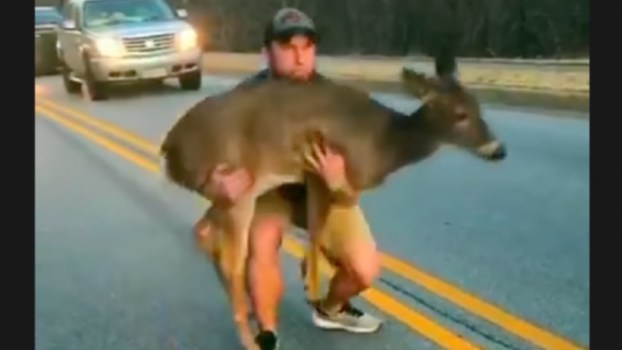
179 70 201 90
61 63 80 94
82 55 108 101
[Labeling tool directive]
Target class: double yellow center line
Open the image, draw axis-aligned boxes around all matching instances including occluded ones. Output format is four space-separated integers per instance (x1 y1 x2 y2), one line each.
35 95 584 350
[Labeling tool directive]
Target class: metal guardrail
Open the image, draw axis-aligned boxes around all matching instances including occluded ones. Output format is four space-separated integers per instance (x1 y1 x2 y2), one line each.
202 53 590 95
358 55 589 67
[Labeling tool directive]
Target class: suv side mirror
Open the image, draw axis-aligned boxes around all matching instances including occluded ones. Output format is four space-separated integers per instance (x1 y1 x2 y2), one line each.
176 9 187 18
62 19 76 30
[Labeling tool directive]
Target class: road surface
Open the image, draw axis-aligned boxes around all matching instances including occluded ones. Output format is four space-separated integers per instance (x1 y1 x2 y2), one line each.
35 74 589 350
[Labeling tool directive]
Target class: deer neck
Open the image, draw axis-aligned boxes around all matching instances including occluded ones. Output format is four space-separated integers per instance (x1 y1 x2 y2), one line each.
380 105 440 178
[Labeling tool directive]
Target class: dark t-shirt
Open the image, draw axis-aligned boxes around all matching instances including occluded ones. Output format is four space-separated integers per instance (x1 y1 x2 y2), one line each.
235 68 328 228
236 68 328 88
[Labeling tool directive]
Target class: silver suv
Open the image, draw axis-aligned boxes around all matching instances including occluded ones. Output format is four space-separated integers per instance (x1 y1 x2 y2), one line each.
56 0 203 101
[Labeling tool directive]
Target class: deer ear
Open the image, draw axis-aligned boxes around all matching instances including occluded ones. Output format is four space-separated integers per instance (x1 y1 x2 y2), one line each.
431 24 461 76
401 67 434 99
435 54 457 78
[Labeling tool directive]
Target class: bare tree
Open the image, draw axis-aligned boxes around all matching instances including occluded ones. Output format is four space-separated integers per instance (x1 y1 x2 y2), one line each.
36 0 587 58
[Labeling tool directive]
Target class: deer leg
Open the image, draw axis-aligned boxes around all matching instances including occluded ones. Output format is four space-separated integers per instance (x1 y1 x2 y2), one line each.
303 175 332 305
193 205 234 295
300 243 341 306
193 204 257 326
218 197 259 350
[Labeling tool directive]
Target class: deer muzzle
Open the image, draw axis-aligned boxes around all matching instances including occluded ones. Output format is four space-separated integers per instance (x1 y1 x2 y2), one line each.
477 140 507 161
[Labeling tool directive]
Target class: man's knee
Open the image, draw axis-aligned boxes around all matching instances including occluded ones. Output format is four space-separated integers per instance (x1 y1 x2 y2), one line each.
344 241 381 289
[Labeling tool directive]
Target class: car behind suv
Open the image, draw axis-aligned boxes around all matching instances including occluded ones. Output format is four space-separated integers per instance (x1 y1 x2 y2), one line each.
57 0 203 101
35 6 63 75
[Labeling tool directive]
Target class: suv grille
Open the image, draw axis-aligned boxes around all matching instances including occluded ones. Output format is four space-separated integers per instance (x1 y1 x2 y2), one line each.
35 25 57 34
121 33 175 53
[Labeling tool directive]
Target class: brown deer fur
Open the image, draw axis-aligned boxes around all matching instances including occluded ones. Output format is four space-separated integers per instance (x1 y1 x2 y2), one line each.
159 53 506 350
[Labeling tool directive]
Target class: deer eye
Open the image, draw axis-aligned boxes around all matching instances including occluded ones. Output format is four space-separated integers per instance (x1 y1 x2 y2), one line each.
452 102 469 121
455 110 468 122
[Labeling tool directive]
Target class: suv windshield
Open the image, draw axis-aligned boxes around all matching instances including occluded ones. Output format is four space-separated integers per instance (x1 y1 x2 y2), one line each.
83 0 176 28
35 8 62 26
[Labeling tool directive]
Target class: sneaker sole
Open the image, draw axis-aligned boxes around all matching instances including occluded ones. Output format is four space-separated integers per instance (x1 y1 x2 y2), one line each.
312 313 382 334
256 336 280 350
256 341 280 350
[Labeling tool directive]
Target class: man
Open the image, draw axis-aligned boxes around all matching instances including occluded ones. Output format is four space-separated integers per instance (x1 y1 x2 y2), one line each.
194 8 382 349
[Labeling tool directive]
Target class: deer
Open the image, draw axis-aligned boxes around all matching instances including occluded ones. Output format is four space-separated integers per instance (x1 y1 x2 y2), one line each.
159 50 506 350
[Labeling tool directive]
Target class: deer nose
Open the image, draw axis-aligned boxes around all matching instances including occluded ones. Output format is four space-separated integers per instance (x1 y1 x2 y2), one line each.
477 140 507 161
488 143 507 161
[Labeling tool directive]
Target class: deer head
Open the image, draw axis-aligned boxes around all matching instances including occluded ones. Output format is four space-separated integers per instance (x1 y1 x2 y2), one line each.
400 54 506 162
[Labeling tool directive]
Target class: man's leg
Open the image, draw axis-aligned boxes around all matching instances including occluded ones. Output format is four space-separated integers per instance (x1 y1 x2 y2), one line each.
248 191 294 349
311 204 383 333
298 134 382 332
193 193 288 350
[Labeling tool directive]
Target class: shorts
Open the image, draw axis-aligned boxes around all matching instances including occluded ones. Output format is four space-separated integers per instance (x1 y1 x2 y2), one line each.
253 184 375 263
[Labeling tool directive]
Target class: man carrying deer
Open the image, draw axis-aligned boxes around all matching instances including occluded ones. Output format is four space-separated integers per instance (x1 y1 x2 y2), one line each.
193 7 383 350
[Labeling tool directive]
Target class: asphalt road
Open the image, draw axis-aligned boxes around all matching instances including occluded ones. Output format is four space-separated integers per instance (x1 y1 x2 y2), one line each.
35 74 589 350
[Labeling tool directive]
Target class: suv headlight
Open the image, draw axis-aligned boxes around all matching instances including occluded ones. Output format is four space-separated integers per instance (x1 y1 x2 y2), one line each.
95 37 124 58
177 28 197 51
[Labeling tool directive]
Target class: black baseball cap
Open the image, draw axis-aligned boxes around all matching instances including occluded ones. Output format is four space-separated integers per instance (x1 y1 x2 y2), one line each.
263 8 319 45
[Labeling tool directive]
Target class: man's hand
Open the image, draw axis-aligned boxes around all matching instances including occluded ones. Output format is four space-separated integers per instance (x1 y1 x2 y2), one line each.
206 164 253 204
304 138 351 195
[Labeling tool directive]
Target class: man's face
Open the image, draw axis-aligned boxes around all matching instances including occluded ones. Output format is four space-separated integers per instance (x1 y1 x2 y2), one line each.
267 34 317 81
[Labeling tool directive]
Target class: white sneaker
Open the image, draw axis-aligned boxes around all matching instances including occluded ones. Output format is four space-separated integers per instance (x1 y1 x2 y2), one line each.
312 302 383 333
